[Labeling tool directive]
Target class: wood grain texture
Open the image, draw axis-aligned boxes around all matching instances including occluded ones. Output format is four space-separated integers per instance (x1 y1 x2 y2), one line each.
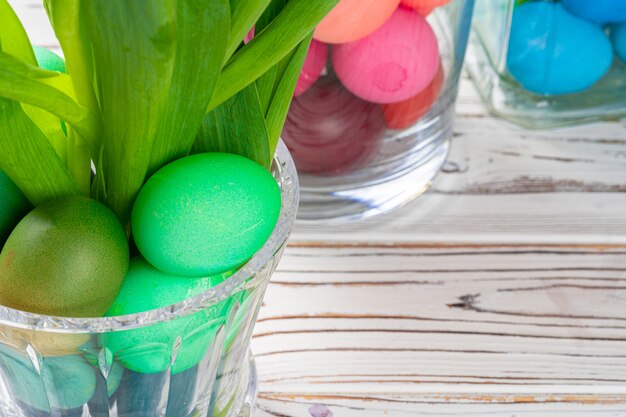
9 1 626 415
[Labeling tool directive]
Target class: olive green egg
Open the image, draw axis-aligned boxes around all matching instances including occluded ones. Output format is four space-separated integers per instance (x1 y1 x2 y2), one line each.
0 169 31 245
33 45 66 73
131 152 281 277
0 196 129 317
0 344 96 411
102 257 233 374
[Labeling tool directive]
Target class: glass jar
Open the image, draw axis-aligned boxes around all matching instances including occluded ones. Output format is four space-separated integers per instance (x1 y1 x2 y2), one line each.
467 0 626 128
282 0 475 221
0 142 298 417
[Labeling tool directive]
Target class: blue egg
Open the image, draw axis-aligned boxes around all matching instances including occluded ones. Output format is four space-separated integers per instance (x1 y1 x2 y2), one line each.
563 0 626 25
507 2 613 95
611 23 626 63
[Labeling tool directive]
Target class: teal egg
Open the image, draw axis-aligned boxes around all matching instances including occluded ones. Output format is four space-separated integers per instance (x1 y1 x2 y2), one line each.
132 153 281 277
611 23 626 63
0 344 96 411
0 169 31 245
507 2 613 95
33 46 66 73
102 257 233 374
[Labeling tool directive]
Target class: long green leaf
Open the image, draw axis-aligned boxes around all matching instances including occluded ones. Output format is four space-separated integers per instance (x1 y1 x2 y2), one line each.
83 0 176 222
207 0 339 111
266 33 312 156
0 0 36 64
193 83 270 169
0 52 99 153
0 98 79 205
148 0 230 176
225 0 271 61
254 0 286 112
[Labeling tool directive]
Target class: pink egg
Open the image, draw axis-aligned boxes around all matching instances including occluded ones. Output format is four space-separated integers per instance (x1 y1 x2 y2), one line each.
314 0 401 44
332 7 440 104
294 40 328 97
282 77 385 176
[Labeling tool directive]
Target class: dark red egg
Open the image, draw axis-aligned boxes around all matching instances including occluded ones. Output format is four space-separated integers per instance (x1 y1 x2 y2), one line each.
282 77 386 176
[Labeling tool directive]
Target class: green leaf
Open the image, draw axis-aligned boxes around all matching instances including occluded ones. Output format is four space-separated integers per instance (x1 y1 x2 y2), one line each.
254 0 286 112
0 98 79 206
0 52 100 153
82 0 177 222
148 0 230 176
225 0 271 61
0 0 36 64
207 0 339 111
193 83 270 169
266 33 312 156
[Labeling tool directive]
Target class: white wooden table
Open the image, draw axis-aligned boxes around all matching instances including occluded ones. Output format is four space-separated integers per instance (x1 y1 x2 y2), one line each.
13 2 626 415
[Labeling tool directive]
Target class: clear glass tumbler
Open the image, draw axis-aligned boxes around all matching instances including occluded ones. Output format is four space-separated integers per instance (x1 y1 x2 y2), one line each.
282 0 475 221
0 142 298 417
467 0 626 128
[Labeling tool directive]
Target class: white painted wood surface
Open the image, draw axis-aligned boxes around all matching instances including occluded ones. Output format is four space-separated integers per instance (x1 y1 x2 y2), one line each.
10 2 626 415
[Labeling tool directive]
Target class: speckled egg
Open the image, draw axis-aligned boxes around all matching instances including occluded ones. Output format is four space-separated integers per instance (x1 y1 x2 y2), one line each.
314 0 401 44
102 257 233 374
295 39 328 97
0 169 31 245
282 77 385 175
507 2 613 95
131 153 281 277
562 0 626 25
332 7 440 104
382 62 444 129
33 46 66 73
401 0 450 15
611 23 626 63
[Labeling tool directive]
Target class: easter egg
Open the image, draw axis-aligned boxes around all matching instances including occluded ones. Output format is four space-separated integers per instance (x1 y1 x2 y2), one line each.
294 39 328 97
0 169 31 245
507 2 613 95
0 197 129 317
562 0 626 25
401 0 450 16
131 153 280 277
332 7 440 104
33 46 66 73
102 257 232 374
611 23 626 63
314 0 401 44
282 77 385 175
0 344 96 411
382 62 444 129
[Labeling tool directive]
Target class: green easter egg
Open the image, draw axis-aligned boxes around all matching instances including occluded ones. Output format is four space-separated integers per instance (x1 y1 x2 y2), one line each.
0 197 129 317
102 257 233 374
132 153 281 277
0 344 96 411
0 170 31 245
33 46 66 73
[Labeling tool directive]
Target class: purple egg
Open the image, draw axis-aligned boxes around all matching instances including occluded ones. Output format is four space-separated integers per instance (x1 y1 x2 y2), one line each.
282 77 385 176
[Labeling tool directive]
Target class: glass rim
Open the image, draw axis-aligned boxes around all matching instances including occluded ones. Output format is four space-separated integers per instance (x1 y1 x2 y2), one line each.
0 141 299 334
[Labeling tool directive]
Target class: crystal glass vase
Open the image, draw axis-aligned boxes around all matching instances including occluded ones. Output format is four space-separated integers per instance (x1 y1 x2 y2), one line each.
283 0 475 221
0 142 299 417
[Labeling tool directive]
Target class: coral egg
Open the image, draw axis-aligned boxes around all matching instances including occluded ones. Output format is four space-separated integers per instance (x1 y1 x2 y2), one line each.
332 7 440 104
295 39 328 97
401 0 450 15
382 62 444 129
314 0 401 44
282 77 385 175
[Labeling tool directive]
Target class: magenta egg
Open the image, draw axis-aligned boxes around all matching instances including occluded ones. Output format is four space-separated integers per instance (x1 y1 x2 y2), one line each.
294 40 328 97
282 77 385 176
332 7 440 104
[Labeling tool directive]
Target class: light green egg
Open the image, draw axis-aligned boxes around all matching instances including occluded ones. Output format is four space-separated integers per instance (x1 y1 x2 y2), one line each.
33 46 66 73
0 170 31 245
102 257 234 374
0 344 96 411
131 152 281 277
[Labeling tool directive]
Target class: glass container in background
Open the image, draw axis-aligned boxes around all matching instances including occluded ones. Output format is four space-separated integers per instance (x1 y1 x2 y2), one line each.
0 144 298 417
467 0 626 128
282 0 475 221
